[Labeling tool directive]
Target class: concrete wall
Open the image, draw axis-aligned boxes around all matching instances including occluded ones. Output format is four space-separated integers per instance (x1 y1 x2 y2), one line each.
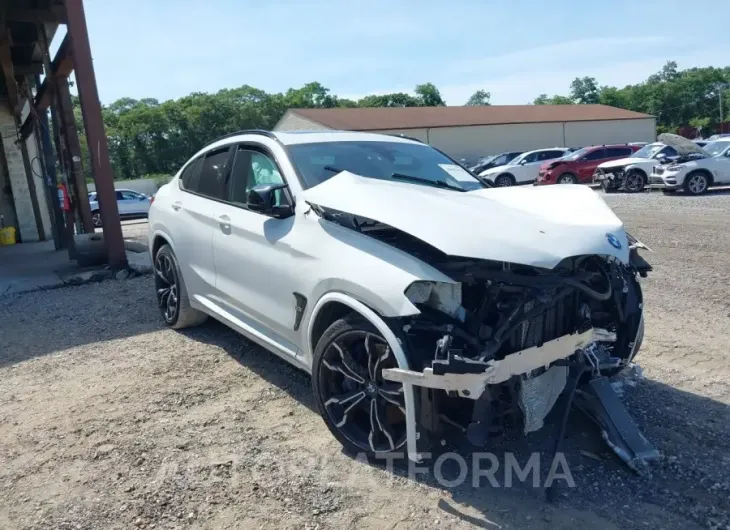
370 119 657 161
274 111 332 131
87 177 161 197
0 103 52 242
563 118 656 147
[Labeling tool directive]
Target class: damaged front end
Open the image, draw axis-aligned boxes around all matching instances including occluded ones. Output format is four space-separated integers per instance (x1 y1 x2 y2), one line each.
314 204 658 473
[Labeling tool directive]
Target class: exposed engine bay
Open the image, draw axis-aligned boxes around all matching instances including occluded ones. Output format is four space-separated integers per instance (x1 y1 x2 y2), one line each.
315 205 659 475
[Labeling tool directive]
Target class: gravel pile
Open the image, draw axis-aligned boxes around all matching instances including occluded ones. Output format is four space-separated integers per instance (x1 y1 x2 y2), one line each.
1 190 728 529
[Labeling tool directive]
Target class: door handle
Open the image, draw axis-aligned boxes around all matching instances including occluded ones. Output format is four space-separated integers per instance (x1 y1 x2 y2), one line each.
218 214 231 233
171 201 182 211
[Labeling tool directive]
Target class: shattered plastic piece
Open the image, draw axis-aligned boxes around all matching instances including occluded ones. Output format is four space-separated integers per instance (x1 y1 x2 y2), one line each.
518 365 568 434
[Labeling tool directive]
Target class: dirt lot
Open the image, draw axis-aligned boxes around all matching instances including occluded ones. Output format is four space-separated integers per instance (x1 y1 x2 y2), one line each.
1 189 729 530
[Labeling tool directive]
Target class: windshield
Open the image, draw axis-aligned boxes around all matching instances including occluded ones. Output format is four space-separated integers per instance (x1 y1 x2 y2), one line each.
633 143 664 159
703 140 730 157
288 141 485 191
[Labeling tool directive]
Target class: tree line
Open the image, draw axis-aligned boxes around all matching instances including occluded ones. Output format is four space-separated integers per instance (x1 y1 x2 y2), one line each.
70 61 729 181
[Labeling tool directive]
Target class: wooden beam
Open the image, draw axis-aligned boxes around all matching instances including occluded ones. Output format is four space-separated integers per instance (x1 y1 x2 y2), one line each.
18 33 73 139
4 7 67 24
13 62 44 75
0 33 19 113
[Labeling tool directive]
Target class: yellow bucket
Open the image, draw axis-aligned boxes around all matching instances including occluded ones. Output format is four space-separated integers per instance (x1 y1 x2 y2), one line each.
0 227 16 245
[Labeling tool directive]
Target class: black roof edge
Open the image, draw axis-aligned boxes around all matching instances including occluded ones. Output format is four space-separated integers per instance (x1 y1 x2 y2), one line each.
203 129 277 149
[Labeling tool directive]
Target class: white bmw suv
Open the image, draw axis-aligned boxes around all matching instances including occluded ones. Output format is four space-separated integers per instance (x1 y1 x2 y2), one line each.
148 130 650 462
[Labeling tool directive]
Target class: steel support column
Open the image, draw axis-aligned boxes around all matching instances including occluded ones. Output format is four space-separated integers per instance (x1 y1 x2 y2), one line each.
32 77 64 249
65 0 126 270
57 78 94 233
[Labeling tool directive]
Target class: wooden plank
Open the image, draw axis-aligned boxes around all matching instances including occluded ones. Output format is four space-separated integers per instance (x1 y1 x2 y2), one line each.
4 7 67 24
0 33 19 113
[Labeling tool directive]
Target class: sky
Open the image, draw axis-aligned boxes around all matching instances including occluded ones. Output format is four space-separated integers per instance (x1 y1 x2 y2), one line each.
54 0 730 106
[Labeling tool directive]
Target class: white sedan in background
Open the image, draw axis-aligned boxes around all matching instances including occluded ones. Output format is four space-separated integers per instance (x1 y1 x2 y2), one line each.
479 148 569 186
88 188 152 227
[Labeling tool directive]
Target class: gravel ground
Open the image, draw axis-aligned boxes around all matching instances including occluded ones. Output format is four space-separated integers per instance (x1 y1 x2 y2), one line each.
1 189 729 530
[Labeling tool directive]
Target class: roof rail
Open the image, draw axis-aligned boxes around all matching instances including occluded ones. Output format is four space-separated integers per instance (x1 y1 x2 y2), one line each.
203 129 277 149
387 133 425 144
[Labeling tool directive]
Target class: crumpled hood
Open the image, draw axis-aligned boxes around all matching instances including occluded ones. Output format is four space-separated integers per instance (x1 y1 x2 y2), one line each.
301 172 629 269
658 133 708 156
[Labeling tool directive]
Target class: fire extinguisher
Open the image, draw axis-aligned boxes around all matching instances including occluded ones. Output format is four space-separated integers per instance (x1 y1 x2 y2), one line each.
57 183 71 212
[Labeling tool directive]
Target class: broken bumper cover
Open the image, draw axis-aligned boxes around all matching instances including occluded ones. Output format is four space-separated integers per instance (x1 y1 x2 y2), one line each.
382 328 597 399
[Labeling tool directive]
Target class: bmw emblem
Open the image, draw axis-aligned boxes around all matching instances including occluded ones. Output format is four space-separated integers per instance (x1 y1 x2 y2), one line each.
606 233 622 249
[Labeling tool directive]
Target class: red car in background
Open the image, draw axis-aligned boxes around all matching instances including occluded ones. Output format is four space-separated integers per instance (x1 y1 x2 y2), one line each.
535 144 641 185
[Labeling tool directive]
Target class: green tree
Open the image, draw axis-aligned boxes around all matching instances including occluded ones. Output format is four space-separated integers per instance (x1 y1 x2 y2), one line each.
533 94 573 105
569 76 600 104
414 83 446 106
466 90 491 106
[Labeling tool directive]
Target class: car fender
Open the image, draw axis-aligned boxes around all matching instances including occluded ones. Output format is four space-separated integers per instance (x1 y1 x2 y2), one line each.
305 291 421 462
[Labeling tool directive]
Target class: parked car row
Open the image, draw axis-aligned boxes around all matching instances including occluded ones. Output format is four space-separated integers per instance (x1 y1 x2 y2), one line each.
475 144 644 188
595 135 730 195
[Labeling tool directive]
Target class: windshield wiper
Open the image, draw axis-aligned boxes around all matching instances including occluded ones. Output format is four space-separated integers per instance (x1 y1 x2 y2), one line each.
323 165 345 174
390 173 466 192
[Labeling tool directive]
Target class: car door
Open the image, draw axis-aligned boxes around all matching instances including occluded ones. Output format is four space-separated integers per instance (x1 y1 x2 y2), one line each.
212 144 300 356
115 190 130 215
573 148 606 183
119 190 147 215
714 146 730 183
512 152 541 183
172 146 234 300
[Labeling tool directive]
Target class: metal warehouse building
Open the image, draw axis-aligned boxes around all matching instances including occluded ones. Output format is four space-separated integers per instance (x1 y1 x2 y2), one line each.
274 105 656 161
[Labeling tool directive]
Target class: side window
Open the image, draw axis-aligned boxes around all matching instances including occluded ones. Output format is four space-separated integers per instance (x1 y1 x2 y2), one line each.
179 157 203 190
228 148 286 208
661 146 678 157
606 147 632 158
115 190 123 201
523 152 539 163
538 150 564 161
120 191 139 200
582 149 606 161
197 147 233 200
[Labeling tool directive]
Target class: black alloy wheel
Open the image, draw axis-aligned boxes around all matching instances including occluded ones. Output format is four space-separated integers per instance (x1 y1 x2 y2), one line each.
314 317 407 455
155 251 179 324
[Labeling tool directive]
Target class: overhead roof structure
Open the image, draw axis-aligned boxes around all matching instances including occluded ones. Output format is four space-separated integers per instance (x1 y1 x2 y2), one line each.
281 105 655 131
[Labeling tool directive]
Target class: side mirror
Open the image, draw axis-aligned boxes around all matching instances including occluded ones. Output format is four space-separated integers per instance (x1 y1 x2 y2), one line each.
655 153 667 161
246 183 293 218
519 158 528 165
139 195 147 200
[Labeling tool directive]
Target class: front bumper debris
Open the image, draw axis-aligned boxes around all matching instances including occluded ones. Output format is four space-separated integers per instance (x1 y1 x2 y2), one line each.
382 328 596 399
384 326 659 475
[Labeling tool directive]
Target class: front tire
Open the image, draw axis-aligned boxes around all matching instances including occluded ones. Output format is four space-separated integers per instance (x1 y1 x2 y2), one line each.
154 244 207 329
683 171 710 195
624 170 646 193
312 313 407 458
494 174 515 187
557 173 577 184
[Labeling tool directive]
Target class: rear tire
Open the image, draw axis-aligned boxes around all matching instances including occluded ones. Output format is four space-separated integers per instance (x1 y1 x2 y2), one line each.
494 174 515 187
91 210 102 228
312 313 408 459
154 244 208 329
